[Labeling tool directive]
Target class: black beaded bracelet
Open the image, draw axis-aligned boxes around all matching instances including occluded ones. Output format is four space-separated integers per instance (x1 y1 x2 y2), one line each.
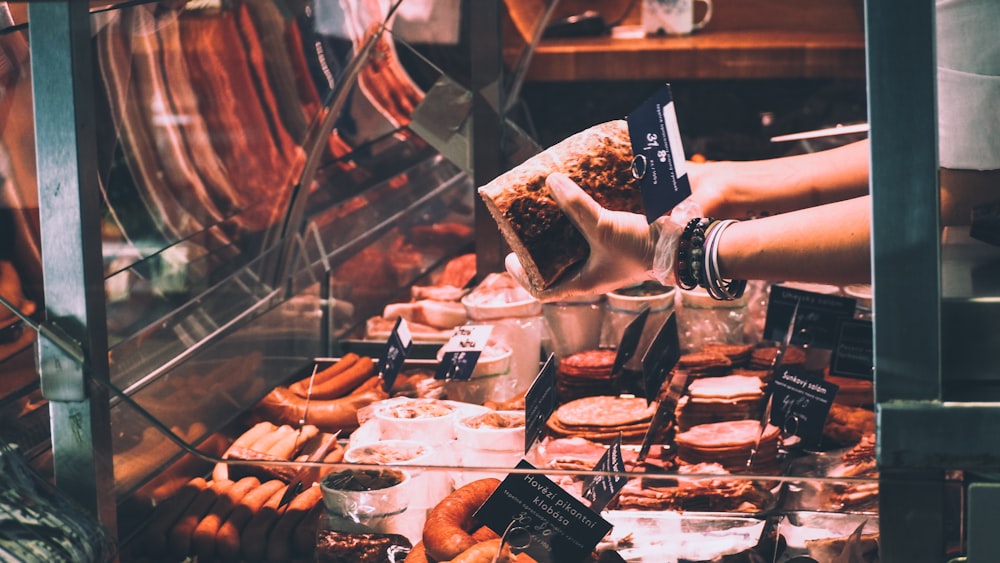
674 217 713 290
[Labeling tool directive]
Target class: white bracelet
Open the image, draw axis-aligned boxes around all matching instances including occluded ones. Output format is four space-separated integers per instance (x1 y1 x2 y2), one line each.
704 219 746 300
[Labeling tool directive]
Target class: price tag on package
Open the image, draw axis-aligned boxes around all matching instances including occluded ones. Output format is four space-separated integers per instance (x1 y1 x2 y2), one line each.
434 325 493 381
378 316 413 392
626 83 692 223
475 460 613 563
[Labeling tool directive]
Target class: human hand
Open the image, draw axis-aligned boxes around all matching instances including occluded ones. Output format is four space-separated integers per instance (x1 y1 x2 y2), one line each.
505 173 670 302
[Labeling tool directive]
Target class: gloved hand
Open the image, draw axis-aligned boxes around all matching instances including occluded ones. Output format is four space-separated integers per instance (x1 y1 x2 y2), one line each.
506 173 684 302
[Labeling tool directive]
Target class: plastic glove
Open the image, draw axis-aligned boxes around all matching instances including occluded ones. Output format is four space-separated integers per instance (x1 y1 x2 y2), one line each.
506 173 680 302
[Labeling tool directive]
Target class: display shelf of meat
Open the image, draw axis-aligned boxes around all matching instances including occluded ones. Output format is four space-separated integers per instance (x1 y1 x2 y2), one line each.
105 273 906 563
1 0 481 519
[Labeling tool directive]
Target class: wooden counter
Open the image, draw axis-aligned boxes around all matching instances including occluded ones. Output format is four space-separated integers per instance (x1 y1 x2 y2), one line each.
504 0 866 82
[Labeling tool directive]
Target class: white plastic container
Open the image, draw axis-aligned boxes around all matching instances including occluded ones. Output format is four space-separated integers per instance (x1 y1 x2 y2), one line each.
603 281 677 370
461 273 543 398
542 295 606 358
436 340 513 404
343 439 452 511
320 468 421 542
371 398 460 446
453 410 526 487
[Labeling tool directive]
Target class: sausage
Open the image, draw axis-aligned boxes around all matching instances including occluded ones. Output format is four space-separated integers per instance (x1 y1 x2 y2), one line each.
288 353 361 396
265 483 324 563
240 484 288 563
440 539 513 563
423 478 502 562
347 374 383 396
249 424 296 455
405 541 430 563
215 479 286 563
192 476 261 560
168 479 233 559
267 424 319 460
141 477 208 553
298 355 376 400
253 386 388 431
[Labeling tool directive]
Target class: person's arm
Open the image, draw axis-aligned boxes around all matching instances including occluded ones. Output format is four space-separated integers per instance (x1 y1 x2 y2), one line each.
717 196 872 285
687 140 871 219
940 167 1000 226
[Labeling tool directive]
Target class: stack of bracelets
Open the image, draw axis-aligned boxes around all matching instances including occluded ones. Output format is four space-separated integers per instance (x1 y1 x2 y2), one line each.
675 217 748 300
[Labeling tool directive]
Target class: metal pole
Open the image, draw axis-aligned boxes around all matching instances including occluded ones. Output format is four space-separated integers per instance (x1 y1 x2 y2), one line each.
28 1 117 534
865 0 944 559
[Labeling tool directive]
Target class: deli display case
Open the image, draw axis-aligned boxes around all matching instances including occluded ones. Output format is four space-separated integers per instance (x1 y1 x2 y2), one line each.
0 1 994 562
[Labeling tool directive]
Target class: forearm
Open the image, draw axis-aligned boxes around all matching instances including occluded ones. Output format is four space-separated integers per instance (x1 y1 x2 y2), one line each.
716 196 872 285
689 140 871 219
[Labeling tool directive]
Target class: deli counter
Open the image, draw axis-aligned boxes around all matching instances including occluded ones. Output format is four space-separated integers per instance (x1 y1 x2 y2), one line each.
0 1 996 562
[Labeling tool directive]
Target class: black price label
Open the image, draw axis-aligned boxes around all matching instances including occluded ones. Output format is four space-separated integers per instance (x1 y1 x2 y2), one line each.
378 317 412 392
525 354 557 454
830 319 874 380
434 325 492 381
626 83 692 223
641 312 680 404
475 460 613 563
770 369 840 448
611 306 650 382
764 286 857 349
582 434 628 513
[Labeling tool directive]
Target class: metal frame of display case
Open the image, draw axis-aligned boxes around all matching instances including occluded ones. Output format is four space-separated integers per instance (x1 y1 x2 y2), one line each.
26 0 1000 559
19 0 511 542
868 0 1000 561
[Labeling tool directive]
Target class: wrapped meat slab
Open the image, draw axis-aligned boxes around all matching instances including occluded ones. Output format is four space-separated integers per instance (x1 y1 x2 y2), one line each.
478 120 642 290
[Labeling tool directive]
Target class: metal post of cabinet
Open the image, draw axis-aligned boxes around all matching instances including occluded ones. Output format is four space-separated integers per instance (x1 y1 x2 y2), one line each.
865 0 944 560
470 0 506 278
28 1 117 534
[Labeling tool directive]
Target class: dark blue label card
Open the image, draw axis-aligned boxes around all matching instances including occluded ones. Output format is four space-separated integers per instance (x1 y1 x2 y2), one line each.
830 319 874 380
525 354 557 454
475 460 613 563
770 369 840 448
434 325 492 381
764 286 857 349
641 312 680 404
582 434 628 513
626 83 692 223
378 317 413 392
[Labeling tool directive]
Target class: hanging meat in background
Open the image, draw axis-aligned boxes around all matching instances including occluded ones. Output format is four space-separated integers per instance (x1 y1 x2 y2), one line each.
0 10 43 307
178 6 304 234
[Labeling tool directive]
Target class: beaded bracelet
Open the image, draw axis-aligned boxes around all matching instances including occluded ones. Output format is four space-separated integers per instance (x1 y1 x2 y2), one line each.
702 219 747 300
674 217 713 290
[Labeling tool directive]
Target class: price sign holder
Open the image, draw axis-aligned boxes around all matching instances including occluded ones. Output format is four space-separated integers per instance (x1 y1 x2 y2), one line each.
377 316 412 392
434 325 493 381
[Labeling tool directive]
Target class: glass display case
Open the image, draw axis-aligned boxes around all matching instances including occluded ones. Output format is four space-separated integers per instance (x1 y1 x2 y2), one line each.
1 1 993 562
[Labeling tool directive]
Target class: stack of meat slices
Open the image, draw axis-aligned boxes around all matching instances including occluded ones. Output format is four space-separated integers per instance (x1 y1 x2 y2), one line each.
826 433 878 511
749 345 808 372
826 373 874 408
555 349 618 402
545 395 661 444
674 420 782 475
700 342 755 367
674 352 732 378
614 462 775 513
675 375 766 431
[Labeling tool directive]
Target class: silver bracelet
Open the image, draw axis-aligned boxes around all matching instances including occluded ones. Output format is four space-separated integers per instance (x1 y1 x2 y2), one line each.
704 219 746 300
